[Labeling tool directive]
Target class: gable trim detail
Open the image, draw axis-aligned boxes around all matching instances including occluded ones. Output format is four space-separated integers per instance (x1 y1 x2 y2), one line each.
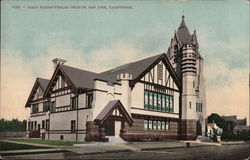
25 78 45 107
94 100 133 127
129 54 181 90
44 65 77 97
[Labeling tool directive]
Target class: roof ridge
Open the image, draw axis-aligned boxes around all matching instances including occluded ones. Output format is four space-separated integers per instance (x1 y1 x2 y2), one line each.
60 64 98 74
37 77 50 81
100 53 164 74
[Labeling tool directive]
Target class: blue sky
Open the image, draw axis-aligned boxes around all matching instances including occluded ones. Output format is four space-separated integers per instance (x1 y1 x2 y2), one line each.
1 0 249 122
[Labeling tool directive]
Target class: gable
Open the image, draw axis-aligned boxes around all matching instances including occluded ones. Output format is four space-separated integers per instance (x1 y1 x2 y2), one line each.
95 100 133 127
52 74 69 91
44 66 76 97
140 60 179 90
25 78 49 107
130 54 181 90
32 86 43 101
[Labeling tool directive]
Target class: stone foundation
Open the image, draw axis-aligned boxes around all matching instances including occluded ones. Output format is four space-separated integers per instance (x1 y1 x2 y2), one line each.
180 119 197 140
85 121 108 142
121 118 179 142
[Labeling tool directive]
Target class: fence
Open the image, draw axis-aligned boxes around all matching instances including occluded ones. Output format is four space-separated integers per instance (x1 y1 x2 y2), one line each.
0 132 26 139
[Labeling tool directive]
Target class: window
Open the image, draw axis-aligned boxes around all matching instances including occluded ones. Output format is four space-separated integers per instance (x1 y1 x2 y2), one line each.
162 95 166 112
144 91 149 109
86 93 93 108
71 120 76 133
60 135 64 140
149 92 153 110
148 120 152 130
34 121 37 131
157 93 162 111
162 121 166 130
153 121 157 130
31 121 33 131
166 96 169 112
144 119 170 131
169 97 173 112
43 102 50 112
46 119 49 130
144 90 174 113
157 64 163 81
61 76 65 88
51 101 55 112
42 120 45 129
189 102 192 109
28 122 31 131
157 121 162 130
144 120 148 130
71 96 78 109
153 93 157 111
32 104 39 113
196 103 203 112
166 121 170 130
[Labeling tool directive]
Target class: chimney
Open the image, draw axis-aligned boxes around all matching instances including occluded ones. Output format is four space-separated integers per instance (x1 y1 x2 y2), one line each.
52 58 67 69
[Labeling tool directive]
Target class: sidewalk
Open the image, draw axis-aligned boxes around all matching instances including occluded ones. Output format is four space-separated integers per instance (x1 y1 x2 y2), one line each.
1 140 248 157
65 140 219 155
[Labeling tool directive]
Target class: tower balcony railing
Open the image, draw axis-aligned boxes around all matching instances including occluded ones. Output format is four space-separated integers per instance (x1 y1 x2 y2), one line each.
182 57 197 62
182 64 197 69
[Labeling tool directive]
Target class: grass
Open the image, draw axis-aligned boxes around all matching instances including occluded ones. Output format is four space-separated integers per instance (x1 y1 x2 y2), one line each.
0 141 50 151
8 138 87 146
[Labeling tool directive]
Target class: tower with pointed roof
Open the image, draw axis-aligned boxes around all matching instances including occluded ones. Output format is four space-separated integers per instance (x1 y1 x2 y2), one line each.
167 15 206 139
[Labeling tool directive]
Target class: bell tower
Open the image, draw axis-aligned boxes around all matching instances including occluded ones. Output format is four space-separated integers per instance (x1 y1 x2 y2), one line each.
167 15 207 140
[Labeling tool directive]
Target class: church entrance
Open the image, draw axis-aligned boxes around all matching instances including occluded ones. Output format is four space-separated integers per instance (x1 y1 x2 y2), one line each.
103 119 122 136
196 121 202 136
103 119 115 136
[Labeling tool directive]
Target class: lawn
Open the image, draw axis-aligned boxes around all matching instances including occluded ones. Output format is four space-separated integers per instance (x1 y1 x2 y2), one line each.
8 138 87 146
0 141 50 151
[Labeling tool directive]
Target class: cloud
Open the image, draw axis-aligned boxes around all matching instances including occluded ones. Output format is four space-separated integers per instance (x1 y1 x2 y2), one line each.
1 29 249 125
205 59 249 124
0 41 153 120
200 28 249 124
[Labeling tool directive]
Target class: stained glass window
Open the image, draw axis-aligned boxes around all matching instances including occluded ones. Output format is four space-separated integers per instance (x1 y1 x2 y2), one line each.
157 93 161 111
144 120 148 130
149 120 152 130
154 93 158 111
144 91 149 109
153 121 157 130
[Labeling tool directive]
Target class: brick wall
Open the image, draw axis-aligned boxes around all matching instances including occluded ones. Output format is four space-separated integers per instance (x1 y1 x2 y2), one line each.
122 118 179 142
180 119 197 140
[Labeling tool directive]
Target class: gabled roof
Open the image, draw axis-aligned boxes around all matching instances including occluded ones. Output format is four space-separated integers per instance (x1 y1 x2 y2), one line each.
95 100 133 126
60 65 98 89
43 53 181 98
25 78 50 107
38 78 50 92
44 64 98 97
97 53 181 89
97 54 162 83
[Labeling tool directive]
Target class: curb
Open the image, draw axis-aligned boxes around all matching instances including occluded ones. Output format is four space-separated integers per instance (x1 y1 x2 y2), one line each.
0 149 69 156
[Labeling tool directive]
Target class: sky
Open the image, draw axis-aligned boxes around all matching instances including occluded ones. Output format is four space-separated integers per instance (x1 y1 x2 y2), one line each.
1 0 249 124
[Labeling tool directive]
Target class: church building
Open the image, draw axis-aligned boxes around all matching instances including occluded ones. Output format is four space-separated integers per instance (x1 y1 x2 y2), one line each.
25 16 206 142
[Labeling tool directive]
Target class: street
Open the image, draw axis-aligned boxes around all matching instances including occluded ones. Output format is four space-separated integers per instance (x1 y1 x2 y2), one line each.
3 142 249 160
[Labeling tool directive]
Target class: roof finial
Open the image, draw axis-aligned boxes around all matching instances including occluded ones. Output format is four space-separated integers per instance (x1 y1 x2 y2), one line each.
182 10 185 20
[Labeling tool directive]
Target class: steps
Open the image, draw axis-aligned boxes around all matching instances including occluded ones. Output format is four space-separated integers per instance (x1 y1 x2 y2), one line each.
106 136 126 144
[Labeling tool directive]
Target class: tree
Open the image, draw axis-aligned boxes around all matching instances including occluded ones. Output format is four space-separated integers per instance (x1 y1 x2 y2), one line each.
207 113 226 129
0 118 26 132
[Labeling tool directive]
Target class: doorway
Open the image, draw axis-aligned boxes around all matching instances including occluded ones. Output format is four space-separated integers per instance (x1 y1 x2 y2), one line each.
103 119 115 136
196 121 202 136
103 119 122 136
